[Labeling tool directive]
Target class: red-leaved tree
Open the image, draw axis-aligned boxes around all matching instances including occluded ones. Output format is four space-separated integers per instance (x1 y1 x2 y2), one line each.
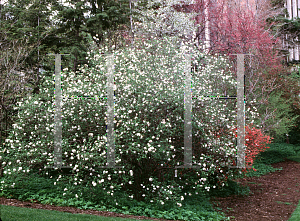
171 0 300 141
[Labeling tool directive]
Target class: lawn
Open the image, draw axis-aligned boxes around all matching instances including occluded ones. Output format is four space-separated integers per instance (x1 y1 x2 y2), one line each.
0 204 140 221
289 200 300 221
287 155 300 221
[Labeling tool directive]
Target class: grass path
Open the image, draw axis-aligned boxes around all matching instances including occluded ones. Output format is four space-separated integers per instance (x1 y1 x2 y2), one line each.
287 156 300 221
289 200 300 221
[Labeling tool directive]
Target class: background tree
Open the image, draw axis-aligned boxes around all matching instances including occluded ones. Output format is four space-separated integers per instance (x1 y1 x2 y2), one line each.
264 0 300 143
0 0 55 143
266 0 300 63
126 0 201 50
167 0 300 142
0 0 133 144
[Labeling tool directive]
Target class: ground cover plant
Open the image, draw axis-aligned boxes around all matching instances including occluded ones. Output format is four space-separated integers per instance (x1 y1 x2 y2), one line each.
289 200 300 221
1 142 299 221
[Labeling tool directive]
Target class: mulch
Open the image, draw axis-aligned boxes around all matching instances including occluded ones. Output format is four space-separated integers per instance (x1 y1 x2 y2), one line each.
209 159 300 221
0 159 299 221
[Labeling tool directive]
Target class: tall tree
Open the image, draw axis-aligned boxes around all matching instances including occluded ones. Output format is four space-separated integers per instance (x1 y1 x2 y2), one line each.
265 0 300 142
161 0 300 141
44 0 133 71
0 0 133 143
85 0 132 49
0 0 57 142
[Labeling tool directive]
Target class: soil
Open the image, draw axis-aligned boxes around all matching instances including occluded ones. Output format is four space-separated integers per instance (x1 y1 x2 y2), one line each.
209 159 300 221
0 159 299 221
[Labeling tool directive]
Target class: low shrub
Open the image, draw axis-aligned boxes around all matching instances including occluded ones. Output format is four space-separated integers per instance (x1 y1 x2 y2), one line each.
254 143 297 165
207 179 251 198
243 162 283 178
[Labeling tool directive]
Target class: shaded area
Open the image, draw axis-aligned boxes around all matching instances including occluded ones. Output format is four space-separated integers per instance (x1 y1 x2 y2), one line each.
0 158 300 220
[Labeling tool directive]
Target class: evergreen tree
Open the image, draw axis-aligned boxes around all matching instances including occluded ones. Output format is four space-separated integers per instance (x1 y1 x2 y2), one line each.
0 0 133 143
43 0 134 72
85 0 132 49
0 0 57 143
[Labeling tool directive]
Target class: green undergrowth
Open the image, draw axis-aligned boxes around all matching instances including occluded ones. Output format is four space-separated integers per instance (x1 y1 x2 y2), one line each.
254 143 300 165
1 142 300 221
0 172 230 221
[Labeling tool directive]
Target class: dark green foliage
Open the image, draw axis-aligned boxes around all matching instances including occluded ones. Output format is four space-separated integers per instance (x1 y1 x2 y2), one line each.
241 162 283 178
85 0 131 45
291 145 300 155
255 143 297 165
45 167 74 177
271 133 287 143
286 155 300 162
50 0 92 72
2 142 300 220
1 172 58 201
256 150 291 164
270 0 285 8
0 172 231 221
207 179 251 198
0 0 57 75
0 0 133 90
288 119 300 145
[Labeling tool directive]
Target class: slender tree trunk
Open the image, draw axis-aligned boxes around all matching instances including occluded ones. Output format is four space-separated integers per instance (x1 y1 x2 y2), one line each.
204 0 210 53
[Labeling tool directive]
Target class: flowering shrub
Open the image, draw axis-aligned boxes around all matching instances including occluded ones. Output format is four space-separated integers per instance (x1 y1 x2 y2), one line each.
0 34 260 209
229 124 273 176
245 125 273 165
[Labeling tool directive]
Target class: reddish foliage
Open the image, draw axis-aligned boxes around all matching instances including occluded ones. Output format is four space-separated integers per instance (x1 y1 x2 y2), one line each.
171 0 300 141
229 124 273 174
244 124 273 165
